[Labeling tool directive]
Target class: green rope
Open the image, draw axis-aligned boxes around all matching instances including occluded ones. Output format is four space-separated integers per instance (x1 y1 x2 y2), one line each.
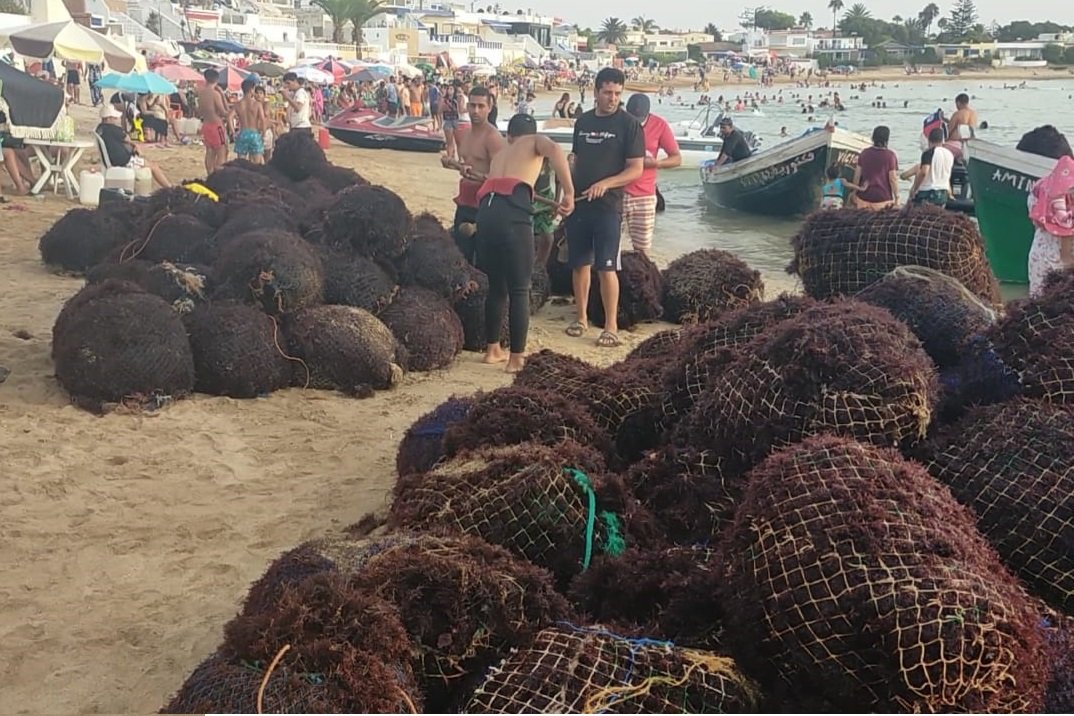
565 467 627 571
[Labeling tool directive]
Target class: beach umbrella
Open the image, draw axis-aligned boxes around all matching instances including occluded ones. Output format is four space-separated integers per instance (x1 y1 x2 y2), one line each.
247 61 284 77
96 71 178 94
343 66 391 83
0 21 139 72
395 63 422 78
470 65 495 77
0 61 65 137
155 63 205 84
316 58 349 81
285 65 335 84
198 39 247 55
216 64 251 91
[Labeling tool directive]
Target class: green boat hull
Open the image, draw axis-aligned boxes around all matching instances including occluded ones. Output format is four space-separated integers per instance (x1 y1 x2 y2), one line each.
966 142 1057 284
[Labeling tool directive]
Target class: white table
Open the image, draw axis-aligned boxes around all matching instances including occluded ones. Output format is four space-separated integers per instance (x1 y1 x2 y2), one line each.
24 138 95 200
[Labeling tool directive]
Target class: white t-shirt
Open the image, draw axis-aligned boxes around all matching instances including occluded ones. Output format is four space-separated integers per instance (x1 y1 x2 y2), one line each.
288 87 311 129
920 144 954 192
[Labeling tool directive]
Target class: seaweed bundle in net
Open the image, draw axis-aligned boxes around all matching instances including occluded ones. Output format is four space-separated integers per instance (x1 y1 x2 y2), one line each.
988 275 1074 404
569 546 724 650
530 263 551 315
625 446 731 544
51 279 147 359
319 247 398 314
202 164 283 201
397 396 475 477
394 227 476 300
921 398 1074 614
120 213 215 265
855 266 997 369
720 434 1048 712
377 287 464 371
139 185 227 229
467 625 759 714
184 302 293 398
789 205 1001 305
311 164 368 193
52 291 195 412
164 573 421 713
513 349 599 396
284 305 404 394
443 386 613 461
662 249 764 325
348 533 572 711
684 300 938 476
545 224 573 296
323 184 413 261
588 251 665 329
584 366 667 462
212 229 324 314
269 129 329 181
454 265 490 351
1040 606 1074 713
389 441 645 584
214 203 299 246
89 259 210 313
39 208 131 273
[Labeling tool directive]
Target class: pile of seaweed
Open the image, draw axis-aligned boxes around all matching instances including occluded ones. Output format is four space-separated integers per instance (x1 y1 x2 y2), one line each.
38 131 521 412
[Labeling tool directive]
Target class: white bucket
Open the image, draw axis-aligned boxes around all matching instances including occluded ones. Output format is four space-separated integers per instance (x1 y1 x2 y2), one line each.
79 169 104 206
134 168 153 197
104 166 135 193
179 117 202 136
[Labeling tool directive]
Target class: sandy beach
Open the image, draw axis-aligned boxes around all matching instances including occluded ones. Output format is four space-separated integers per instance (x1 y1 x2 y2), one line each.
0 104 680 713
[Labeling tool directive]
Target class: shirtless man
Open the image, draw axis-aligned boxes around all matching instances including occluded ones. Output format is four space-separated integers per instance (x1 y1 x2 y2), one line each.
440 85 505 264
948 93 978 139
232 78 267 164
475 113 574 372
198 68 229 174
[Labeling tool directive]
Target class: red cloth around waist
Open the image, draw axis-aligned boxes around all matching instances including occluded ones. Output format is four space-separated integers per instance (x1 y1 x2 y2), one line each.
476 177 533 202
455 178 482 208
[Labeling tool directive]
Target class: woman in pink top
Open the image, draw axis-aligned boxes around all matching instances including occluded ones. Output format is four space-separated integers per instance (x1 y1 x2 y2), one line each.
853 125 901 210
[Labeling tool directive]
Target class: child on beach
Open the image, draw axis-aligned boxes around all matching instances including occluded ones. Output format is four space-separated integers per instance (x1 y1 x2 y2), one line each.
820 165 865 210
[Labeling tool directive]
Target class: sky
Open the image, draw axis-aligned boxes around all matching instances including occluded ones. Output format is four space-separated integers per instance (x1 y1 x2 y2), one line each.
511 0 1074 32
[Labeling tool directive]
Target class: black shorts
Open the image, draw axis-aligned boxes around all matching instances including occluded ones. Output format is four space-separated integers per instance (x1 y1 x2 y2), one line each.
143 116 168 136
0 132 25 150
67 70 80 86
565 202 622 271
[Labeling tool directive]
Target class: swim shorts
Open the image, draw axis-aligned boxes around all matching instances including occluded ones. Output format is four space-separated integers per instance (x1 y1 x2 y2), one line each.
201 122 226 149
235 128 264 157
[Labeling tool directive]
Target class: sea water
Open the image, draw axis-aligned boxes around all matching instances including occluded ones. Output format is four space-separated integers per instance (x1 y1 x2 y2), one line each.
535 77 1074 294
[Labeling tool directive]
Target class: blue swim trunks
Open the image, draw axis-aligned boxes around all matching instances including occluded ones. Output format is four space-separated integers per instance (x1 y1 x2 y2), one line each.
235 128 264 157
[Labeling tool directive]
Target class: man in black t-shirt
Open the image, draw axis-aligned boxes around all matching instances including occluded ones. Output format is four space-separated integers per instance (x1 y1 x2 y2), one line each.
564 67 644 349
96 105 172 188
715 117 752 166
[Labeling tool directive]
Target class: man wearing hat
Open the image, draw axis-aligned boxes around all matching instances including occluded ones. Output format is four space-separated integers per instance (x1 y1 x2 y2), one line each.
714 116 753 167
622 94 680 257
96 105 172 188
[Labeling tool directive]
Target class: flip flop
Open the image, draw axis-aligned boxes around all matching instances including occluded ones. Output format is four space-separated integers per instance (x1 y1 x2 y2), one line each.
596 330 621 348
565 320 587 338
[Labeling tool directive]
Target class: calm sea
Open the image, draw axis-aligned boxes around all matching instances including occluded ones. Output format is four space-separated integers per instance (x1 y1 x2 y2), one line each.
537 77 1074 295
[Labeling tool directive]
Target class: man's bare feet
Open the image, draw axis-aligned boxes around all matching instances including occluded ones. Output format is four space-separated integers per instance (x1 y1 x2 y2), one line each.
505 354 526 373
483 344 508 364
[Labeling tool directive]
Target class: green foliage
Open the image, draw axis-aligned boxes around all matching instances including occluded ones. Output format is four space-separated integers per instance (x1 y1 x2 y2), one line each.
799 12 813 28
918 3 940 34
754 8 796 30
1043 43 1065 64
703 22 723 41
597 16 628 46
994 20 1072 41
1066 46 1074 64
945 0 978 40
347 0 384 55
632 15 657 32
687 43 704 62
146 10 162 36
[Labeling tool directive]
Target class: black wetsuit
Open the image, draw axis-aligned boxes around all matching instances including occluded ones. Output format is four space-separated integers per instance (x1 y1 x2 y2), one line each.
475 180 534 352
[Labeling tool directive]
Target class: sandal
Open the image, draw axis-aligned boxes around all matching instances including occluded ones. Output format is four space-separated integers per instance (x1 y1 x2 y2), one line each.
565 321 587 338
596 330 621 348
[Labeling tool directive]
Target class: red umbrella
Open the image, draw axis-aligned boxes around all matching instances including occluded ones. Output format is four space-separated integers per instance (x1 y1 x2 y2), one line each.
216 64 251 92
316 58 348 83
156 63 205 85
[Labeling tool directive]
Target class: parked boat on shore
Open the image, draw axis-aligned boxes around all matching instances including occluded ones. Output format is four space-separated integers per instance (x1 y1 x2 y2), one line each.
326 108 447 153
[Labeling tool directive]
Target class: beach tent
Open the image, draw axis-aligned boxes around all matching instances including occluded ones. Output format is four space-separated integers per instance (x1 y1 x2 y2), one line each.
0 60 66 139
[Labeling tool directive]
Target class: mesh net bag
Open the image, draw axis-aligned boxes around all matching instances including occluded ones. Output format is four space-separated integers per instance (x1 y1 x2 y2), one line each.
389 441 643 584
789 205 1001 306
720 434 1048 712
269 129 329 181
39 207 129 273
855 266 998 369
212 230 324 315
569 546 724 650
203 164 286 201
184 302 293 398
318 247 398 314
322 184 413 261
164 573 421 713
662 249 764 325
443 386 614 462
215 203 300 245
920 398 1074 614
625 445 731 545
989 274 1074 404
466 625 759 714
530 263 551 315
116 212 215 265
684 300 938 476
377 287 464 371
311 163 368 194
139 185 227 230
454 265 492 351
395 229 477 300
52 290 195 413
513 349 599 398
1040 606 1074 713
545 223 573 297
284 305 405 394
622 324 706 364
936 334 1024 421
397 396 475 477
86 259 210 313
588 251 665 329
348 533 572 712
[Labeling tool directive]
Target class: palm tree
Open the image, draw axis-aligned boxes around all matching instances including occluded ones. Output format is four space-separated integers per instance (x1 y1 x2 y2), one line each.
918 2 940 35
632 15 657 32
703 22 722 41
828 0 844 37
313 0 352 43
844 3 872 21
348 0 385 58
597 16 628 46
799 11 813 28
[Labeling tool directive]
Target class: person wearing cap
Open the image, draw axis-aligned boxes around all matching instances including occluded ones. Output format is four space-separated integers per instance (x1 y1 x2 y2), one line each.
474 113 574 373
622 94 680 257
714 117 752 167
563 67 645 349
95 105 172 188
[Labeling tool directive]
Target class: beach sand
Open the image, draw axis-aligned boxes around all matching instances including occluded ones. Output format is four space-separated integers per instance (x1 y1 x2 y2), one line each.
0 105 681 713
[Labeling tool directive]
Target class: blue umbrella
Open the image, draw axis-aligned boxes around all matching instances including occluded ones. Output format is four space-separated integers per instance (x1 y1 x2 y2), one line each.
198 39 247 54
96 71 178 94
